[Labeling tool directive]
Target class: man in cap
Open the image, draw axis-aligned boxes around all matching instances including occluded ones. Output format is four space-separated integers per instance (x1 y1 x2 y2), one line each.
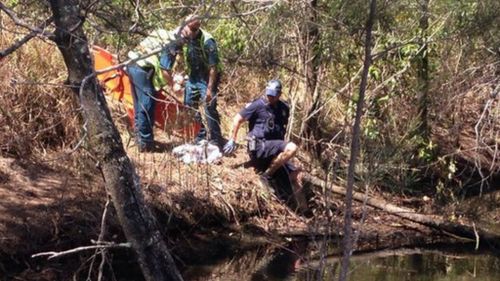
224 80 308 213
163 15 225 148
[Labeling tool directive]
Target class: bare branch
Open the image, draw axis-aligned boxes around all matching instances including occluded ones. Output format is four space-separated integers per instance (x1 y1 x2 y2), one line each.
0 16 53 59
87 197 112 281
0 3 54 38
129 0 140 33
32 242 131 260
474 93 497 195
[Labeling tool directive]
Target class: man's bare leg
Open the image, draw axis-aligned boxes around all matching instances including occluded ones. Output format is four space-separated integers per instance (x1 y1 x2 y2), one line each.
290 169 309 214
263 142 298 177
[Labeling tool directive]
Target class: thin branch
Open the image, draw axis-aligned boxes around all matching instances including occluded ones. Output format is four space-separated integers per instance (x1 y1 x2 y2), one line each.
32 242 131 260
129 0 140 32
0 16 54 59
89 196 111 281
474 95 496 195
0 3 54 38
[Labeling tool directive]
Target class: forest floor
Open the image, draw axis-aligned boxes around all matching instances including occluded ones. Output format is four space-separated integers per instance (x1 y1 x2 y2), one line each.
0 135 442 253
0 151 440 280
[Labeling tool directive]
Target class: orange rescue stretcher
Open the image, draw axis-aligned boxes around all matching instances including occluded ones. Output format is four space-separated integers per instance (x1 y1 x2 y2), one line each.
91 45 200 138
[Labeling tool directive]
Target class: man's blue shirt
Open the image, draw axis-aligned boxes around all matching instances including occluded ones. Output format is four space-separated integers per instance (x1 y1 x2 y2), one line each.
185 33 219 82
239 97 290 140
162 31 219 83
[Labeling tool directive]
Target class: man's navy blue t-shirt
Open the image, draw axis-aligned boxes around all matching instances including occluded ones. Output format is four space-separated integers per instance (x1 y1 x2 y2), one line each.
239 97 290 140
162 31 219 83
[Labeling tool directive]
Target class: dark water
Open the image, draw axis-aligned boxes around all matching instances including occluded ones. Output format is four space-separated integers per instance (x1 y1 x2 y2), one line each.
342 252 500 281
3 242 499 280
183 242 500 281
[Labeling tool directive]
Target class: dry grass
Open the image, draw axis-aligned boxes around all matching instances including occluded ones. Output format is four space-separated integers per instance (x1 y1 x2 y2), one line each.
121 129 314 233
0 25 81 159
0 24 322 238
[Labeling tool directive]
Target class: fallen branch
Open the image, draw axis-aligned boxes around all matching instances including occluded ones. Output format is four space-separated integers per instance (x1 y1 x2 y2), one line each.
32 242 131 260
303 174 500 249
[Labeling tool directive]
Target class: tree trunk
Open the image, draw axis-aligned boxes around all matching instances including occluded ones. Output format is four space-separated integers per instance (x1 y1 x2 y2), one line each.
48 1 183 280
339 1 377 281
298 0 323 157
416 0 430 140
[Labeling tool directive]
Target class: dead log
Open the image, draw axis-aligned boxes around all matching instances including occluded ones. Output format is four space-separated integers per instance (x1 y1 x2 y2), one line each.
303 175 500 249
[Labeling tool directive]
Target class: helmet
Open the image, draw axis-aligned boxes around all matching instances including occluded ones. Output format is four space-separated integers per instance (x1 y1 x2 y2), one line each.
265 79 282 96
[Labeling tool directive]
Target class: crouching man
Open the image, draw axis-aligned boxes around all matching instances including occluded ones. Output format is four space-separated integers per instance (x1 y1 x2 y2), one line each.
223 80 308 214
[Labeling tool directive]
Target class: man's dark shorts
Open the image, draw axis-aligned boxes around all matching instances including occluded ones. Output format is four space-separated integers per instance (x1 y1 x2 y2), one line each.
248 139 295 174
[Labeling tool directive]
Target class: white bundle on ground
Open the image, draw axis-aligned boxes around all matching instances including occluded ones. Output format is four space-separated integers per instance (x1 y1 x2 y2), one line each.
172 141 222 164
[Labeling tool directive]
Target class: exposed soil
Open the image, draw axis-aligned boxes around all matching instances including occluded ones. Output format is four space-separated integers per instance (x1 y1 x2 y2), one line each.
1 101 498 280
0 143 446 280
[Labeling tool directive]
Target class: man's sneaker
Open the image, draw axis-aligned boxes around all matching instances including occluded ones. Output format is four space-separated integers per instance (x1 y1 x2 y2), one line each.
138 142 154 152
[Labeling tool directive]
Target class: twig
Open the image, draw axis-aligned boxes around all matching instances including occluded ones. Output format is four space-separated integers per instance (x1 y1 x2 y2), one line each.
218 193 240 226
0 3 54 38
97 198 111 281
474 96 495 195
32 243 131 260
473 222 480 250
87 196 111 281
0 16 54 59
129 0 140 32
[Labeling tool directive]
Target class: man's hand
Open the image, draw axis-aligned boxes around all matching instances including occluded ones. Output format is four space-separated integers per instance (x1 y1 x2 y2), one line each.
223 139 237 155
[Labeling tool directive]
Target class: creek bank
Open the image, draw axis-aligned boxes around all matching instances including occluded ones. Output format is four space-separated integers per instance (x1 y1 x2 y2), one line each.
1 153 498 279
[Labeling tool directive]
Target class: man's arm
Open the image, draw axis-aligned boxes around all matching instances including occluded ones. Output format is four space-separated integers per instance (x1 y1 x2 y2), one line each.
205 65 217 102
223 113 245 154
228 113 245 141
205 38 219 102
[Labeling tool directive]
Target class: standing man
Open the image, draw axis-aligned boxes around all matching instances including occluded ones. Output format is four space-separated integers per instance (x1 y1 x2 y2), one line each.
223 80 308 213
127 28 183 152
164 16 224 148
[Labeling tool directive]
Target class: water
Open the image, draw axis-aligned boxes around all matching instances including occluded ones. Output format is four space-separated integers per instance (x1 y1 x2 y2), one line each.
343 252 500 281
3 242 499 280
183 243 500 281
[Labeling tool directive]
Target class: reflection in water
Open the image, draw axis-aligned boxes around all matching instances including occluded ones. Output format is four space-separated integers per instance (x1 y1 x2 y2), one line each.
180 240 309 281
183 242 500 281
251 241 308 281
343 253 500 281
7 239 499 280
296 244 500 281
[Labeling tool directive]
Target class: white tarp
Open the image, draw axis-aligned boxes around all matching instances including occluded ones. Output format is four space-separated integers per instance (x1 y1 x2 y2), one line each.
172 141 222 164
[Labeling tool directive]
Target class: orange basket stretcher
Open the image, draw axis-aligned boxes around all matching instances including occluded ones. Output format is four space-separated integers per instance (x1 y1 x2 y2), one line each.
91 45 200 139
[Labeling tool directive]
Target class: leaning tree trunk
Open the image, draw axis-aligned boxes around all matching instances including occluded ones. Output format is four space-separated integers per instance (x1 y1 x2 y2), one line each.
48 1 183 280
298 0 323 157
339 1 377 281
